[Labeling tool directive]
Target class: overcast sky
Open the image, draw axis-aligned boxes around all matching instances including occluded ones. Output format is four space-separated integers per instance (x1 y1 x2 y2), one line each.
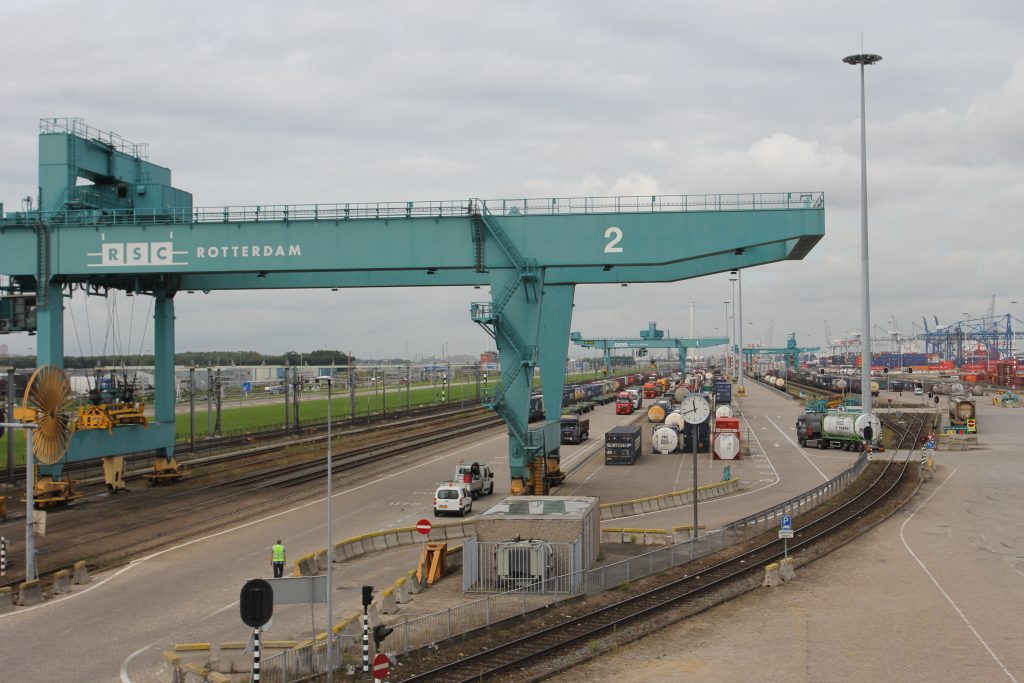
2 0 1022 362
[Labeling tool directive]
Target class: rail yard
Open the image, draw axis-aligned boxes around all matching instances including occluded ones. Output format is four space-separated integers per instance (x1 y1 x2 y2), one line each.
1 116 1022 683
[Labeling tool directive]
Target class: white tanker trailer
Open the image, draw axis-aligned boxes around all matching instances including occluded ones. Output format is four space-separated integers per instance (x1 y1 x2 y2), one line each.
652 426 680 454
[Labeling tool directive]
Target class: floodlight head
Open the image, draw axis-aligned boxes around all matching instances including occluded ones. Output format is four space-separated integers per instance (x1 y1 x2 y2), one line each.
843 53 882 66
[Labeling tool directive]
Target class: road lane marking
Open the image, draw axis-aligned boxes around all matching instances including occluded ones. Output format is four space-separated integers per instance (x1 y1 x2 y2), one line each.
0 432 507 622
900 469 1018 683
764 414 828 481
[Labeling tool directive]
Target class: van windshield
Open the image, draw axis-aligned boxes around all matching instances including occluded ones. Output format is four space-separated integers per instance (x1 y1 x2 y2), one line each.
438 489 460 499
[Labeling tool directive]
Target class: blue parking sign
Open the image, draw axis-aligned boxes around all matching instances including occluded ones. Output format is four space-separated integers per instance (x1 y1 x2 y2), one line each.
781 515 792 531
242 382 252 393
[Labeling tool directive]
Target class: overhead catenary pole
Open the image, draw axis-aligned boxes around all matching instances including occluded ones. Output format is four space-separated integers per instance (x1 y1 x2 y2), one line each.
325 376 335 682
843 50 882 417
25 427 36 581
348 354 356 421
206 367 214 436
6 366 14 484
188 365 196 453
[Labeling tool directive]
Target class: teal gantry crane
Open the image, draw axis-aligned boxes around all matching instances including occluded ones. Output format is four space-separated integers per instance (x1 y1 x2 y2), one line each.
570 322 726 373
0 118 825 495
742 333 820 369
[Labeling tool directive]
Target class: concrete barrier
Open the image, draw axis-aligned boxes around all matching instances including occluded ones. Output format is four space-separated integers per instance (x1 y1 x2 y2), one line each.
671 525 704 542
214 642 247 674
17 579 42 606
297 554 319 576
600 478 741 521
780 557 796 582
182 661 210 682
601 528 671 545
173 643 211 681
315 549 329 573
51 568 72 595
331 521 477 564
72 560 89 585
379 588 398 614
0 586 14 613
207 672 233 683
761 562 781 588
160 651 182 682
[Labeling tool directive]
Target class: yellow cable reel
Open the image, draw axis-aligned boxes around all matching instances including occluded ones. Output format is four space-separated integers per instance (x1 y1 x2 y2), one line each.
15 365 75 465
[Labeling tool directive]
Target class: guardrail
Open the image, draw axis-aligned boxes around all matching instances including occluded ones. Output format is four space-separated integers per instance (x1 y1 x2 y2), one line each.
2 192 824 227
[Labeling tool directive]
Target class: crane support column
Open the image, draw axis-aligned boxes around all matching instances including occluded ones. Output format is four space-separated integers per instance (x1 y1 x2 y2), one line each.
153 291 176 459
537 283 574 487
35 281 64 368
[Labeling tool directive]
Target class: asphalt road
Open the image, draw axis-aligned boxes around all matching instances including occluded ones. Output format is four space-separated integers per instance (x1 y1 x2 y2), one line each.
0 380 872 682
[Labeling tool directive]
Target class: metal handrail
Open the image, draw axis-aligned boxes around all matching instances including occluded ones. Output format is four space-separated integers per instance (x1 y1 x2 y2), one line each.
2 192 825 227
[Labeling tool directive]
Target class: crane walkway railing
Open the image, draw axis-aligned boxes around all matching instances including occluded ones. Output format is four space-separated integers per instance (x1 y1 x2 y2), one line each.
3 192 824 227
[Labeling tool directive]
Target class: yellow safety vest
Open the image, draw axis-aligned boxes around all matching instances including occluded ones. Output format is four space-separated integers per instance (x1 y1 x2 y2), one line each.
272 544 285 562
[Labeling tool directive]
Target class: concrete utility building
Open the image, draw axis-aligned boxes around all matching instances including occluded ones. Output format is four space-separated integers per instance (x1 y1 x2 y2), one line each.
463 496 601 593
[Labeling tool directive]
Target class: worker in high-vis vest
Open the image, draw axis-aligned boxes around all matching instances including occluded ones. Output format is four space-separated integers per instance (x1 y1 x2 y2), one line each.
271 540 286 578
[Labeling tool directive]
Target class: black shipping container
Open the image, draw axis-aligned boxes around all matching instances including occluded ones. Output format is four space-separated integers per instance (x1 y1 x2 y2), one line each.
605 425 642 465
714 381 732 404
681 421 711 453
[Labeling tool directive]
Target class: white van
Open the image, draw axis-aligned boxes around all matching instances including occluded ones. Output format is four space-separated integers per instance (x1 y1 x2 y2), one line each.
433 482 473 517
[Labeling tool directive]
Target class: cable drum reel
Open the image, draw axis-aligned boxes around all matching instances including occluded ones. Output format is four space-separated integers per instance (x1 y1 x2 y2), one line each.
13 365 79 505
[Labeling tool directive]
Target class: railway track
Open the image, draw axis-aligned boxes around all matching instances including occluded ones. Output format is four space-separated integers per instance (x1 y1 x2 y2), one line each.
0 412 505 588
398 413 931 683
0 404 488 485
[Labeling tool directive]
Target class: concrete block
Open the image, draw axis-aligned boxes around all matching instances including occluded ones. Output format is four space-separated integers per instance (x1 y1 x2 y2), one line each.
395 580 411 603
315 550 329 572
780 558 796 582
183 661 210 681
0 587 13 613
208 673 234 683
72 560 89 585
396 529 415 545
17 579 42 606
161 651 182 680
371 534 389 551
297 554 319 576
407 574 423 594
446 546 464 571
360 537 376 553
762 562 782 588
379 589 398 614
51 569 72 594
383 532 400 548
215 642 247 673
347 540 365 559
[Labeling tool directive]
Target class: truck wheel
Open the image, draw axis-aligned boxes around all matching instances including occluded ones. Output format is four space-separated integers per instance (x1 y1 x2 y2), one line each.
582 432 589 441
433 510 440 517
487 483 494 495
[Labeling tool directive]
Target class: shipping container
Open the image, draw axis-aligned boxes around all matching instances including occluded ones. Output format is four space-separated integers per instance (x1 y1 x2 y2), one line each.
605 425 642 465
713 381 732 404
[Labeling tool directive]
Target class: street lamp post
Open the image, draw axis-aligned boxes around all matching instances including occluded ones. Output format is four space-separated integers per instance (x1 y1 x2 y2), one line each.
723 301 730 376
729 274 738 381
737 270 745 392
844 50 882 416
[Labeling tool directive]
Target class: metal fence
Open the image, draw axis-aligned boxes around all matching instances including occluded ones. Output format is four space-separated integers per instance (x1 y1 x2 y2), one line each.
262 450 868 680
462 536 583 593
